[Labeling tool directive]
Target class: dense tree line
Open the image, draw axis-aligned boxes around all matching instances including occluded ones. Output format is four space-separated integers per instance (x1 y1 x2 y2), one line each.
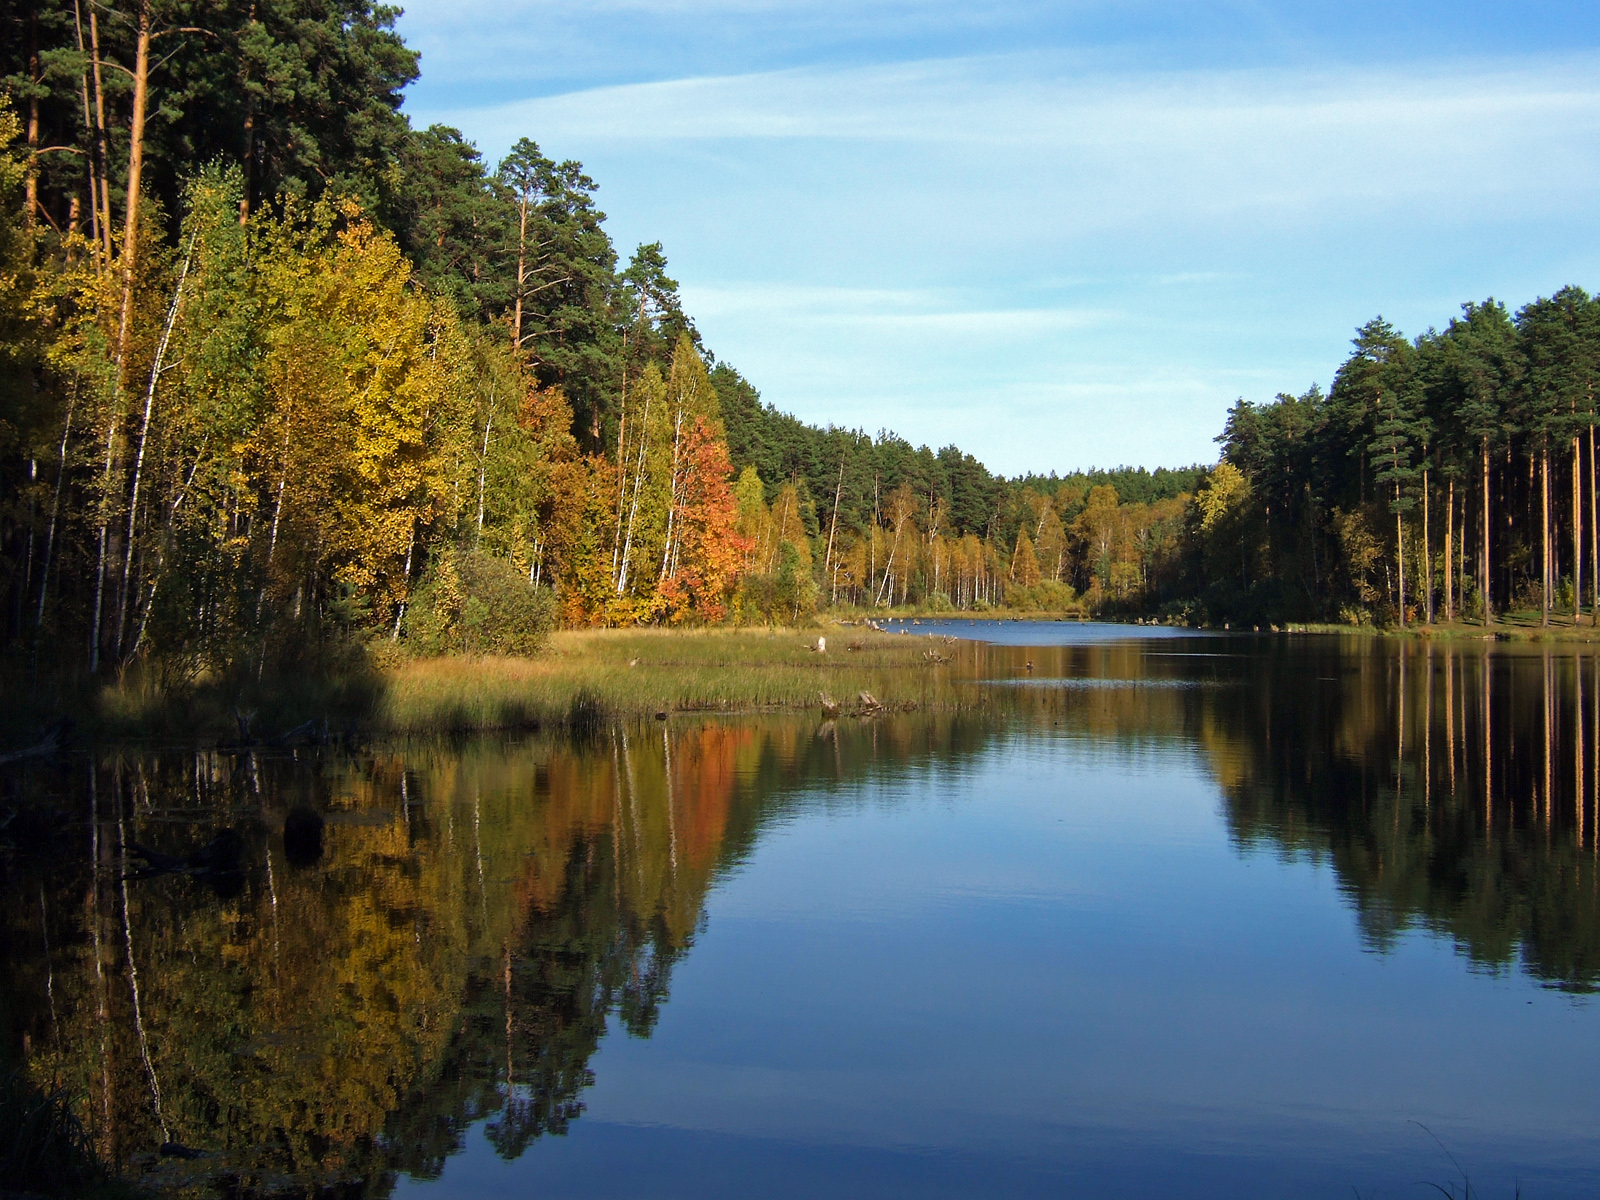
1206 293 1600 626
0 0 1208 685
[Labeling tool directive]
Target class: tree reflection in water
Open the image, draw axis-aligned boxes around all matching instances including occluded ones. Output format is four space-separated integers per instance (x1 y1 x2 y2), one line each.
3 635 1600 1193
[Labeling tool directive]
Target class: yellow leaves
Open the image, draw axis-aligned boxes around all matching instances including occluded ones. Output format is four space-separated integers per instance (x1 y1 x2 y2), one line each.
248 200 477 623
666 332 721 431
1011 529 1041 586
1197 461 1250 533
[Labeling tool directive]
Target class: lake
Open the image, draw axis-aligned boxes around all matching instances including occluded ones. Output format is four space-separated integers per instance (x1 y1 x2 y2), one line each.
5 623 1600 1197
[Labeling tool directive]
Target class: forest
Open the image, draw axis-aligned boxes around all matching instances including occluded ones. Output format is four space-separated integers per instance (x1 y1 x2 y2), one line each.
2 0 1599 695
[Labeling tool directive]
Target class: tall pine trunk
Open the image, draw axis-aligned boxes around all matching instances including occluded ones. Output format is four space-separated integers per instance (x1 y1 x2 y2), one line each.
72 0 102 261
25 17 39 227
512 189 529 347
1481 439 1492 623
1444 477 1454 622
1422 467 1433 622
1541 443 1551 628
114 0 152 381
1574 434 1583 622
1396 499 1405 628
88 5 113 263
1591 422 1598 626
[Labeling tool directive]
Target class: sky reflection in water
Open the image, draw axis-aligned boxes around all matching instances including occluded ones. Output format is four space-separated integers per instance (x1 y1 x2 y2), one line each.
8 626 1600 1197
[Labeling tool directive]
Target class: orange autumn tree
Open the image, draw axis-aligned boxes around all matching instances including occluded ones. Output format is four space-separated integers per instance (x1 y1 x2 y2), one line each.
657 415 748 622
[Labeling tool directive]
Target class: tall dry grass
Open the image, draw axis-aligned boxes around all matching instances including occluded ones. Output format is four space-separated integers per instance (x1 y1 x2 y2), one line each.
376 626 963 734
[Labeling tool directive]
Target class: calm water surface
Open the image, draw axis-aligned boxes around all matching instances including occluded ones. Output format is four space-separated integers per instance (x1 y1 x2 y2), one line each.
5 625 1600 1197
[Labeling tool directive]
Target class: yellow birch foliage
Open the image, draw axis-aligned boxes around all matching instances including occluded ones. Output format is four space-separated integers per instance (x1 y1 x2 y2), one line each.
251 203 474 626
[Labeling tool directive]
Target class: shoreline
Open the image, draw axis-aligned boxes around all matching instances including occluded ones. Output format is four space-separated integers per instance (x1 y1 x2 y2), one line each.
17 628 963 746
12 614 1600 750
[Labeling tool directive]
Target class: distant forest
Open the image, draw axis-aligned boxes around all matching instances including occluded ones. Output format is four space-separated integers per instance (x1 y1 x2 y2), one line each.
0 0 1596 683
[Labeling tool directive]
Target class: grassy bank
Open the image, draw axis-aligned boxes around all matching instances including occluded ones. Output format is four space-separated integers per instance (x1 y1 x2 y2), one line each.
20 626 967 743
376 626 961 734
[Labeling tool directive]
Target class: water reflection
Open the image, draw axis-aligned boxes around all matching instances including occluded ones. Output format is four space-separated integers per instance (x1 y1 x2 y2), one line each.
0 717 1005 1192
3 634 1600 1193
1213 641 1600 992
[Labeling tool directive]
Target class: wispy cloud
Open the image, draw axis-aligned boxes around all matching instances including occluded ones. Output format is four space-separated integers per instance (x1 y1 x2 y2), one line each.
423 51 1600 235
450 52 1597 141
684 283 1117 336
405 48 1600 472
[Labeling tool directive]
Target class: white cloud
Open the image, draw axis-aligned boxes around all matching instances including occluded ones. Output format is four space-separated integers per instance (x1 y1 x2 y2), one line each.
683 283 1117 336
418 51 1600 245
405 49 1600 473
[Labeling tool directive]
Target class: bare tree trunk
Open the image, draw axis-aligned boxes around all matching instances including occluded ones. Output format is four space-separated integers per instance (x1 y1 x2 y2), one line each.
115 235 193 659
1481 440 1492 623
25 17 40 227
659 403 685 583
512 189 529 347
114 0 153 381
34 390 76 648
1574 433 1584 623
256 444 289 630
1444 477 1454 622
824 457 843 581
876 515 906 608
611 307 642 587
476 402 493 537
89 5 113 263
391 521 415 639
89 397 120 673
72 0 102 261
1422 466 1433 622
1542 443 1551 627
616 387 652 597
1591 421 1598 625
129 447 205 658
1396 499 1405 628
611 343 627 584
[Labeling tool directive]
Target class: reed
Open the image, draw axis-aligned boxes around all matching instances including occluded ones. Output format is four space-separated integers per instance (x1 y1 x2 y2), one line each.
375 626 962 734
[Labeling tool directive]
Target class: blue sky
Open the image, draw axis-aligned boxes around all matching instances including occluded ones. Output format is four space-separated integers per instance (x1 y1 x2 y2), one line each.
397 2 1600 475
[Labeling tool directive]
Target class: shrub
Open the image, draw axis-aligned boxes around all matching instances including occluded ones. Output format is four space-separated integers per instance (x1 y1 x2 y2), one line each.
1003 580 1079 612
404 549 556 656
